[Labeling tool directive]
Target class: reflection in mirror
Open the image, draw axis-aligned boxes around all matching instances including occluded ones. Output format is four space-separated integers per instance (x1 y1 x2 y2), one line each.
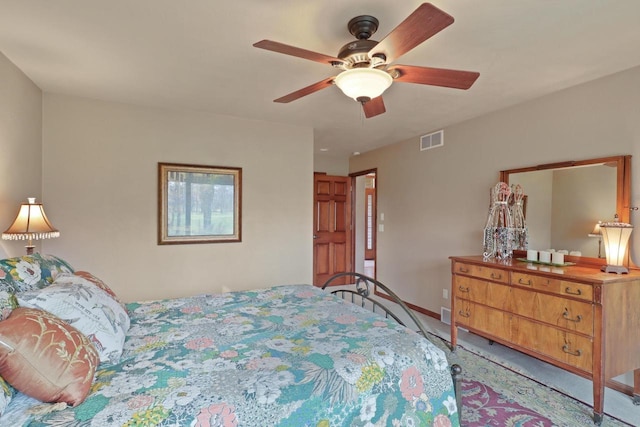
500 155 631 263
508 165 616 258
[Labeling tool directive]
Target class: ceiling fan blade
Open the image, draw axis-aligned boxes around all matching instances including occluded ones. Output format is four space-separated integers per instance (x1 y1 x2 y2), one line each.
362 96 386 118
273 77 336 103
389 64 479 89
368 3 454 64
254 40 344 67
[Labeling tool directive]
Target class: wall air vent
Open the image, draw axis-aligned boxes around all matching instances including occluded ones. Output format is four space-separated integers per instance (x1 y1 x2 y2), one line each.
420 130 444 151
440 307 451 325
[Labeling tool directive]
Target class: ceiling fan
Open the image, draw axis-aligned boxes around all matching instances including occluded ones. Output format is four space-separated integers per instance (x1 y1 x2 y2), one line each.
253 2 480 118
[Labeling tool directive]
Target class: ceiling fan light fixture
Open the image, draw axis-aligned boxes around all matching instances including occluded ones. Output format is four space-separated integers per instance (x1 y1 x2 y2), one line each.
334 68 392 102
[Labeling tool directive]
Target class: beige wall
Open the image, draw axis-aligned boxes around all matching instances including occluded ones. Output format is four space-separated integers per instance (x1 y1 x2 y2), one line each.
41 94 314 302
350 65 640 316
314 152 349 176
0 52 43 258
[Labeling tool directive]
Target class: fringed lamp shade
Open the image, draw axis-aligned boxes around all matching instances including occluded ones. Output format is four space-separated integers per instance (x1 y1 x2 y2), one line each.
600 216 633 274
2 198 60 254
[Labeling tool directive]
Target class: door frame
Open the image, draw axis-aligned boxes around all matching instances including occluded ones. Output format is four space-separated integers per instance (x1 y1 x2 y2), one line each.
349 168 377 279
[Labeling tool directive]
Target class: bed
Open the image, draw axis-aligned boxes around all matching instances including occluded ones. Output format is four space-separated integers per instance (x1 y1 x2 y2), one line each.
0 255 461 426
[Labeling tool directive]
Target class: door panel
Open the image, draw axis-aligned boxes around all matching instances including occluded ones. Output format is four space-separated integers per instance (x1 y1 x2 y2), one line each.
334 181 348 196
317 201 330 231
335 201 347 231
315 243 330 275
333 242 347 272
313 174 352 286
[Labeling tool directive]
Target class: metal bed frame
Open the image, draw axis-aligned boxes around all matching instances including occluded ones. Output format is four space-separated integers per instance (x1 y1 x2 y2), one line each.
322 272 462 414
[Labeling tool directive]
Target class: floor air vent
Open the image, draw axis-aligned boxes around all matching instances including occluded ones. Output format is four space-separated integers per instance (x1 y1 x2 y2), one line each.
440 307 451 325
420 130 444 151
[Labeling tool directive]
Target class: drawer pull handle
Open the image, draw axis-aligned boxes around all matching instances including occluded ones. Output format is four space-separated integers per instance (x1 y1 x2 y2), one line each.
565 287 582 296
458 310 470 318
518 278 533 286
458 286 470 293
490 272 502 280
458 267 470 273
562 344 582 357
562 311 583 323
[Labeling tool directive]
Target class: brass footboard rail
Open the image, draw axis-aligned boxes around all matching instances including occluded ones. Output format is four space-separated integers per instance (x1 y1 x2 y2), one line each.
321 272 462 415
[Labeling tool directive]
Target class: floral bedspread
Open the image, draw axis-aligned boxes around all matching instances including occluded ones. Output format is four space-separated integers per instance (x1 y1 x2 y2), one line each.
3 285 459 426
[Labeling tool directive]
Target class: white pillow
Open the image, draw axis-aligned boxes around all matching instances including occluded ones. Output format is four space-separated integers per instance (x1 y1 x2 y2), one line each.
17 280 130 365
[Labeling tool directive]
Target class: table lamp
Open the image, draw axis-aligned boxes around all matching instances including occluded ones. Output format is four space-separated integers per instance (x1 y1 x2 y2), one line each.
600 215 633 274
2 198 60 254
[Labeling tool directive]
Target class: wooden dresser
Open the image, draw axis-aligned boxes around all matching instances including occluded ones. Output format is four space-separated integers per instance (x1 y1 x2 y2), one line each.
450 255 640 424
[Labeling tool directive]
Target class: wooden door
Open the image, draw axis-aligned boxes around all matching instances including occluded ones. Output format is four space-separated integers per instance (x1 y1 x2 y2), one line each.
313 173 352 286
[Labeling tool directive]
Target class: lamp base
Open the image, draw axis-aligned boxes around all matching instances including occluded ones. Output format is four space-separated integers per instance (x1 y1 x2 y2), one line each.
601 265 629 274
25 245 34 255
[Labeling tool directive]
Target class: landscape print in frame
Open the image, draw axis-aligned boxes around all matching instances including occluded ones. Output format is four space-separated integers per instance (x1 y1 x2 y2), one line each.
158 162 242 244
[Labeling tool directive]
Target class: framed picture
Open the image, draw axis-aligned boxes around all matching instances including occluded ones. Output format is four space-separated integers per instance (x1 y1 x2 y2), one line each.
158 162 242 244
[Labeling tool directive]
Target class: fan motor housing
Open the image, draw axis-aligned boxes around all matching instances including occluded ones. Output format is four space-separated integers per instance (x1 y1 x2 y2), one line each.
347 15 379 40
337 39 379 67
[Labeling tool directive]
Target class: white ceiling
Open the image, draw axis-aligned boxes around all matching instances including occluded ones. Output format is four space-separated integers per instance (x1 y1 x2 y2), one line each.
2 1 640 158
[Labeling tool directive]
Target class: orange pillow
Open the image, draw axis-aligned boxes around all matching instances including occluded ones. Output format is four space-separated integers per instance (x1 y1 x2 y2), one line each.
0 307 99 406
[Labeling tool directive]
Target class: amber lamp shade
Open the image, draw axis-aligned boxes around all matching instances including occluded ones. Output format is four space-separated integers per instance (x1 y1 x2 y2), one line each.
600 218 633 274
2 198 60 254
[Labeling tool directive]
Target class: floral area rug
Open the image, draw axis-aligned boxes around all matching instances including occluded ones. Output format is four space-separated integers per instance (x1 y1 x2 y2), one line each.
427 334 632 427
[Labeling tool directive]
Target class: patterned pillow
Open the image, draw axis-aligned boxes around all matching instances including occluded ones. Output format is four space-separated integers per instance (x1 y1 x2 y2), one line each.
0 292 17 412
38 253 75 282
61 271 126 310
0 375 13 417
18 280 130 365
0 253 74 293
0 291 17 322
0 307 99 406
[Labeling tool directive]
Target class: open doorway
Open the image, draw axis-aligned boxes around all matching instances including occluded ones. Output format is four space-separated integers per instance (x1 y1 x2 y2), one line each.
351 169 376 279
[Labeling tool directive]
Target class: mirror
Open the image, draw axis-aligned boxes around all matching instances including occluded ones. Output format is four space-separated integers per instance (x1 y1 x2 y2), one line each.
500 155 631 262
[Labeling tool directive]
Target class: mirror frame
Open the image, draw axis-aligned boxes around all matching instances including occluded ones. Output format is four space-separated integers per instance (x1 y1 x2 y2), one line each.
500 155 632 267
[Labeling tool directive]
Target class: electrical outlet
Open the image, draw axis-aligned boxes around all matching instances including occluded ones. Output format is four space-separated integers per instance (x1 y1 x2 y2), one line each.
442 289 449 299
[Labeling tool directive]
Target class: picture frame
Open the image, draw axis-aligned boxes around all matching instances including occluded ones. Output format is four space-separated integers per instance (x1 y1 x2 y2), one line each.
158 162 242 244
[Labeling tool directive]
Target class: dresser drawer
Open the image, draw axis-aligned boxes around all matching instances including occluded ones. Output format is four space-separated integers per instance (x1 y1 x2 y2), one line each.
511 272 593 301
511 315 593 373
454 276 510 310
453 262 509 284
454 300 510 342
510 287 594 336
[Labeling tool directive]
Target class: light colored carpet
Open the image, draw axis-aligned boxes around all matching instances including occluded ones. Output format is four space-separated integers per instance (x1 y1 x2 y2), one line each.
429 332 629 426
417 310 640 426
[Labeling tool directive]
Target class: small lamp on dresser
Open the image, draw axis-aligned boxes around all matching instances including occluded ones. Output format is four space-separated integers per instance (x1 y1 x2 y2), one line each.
1 198 60 254
600 215 633 274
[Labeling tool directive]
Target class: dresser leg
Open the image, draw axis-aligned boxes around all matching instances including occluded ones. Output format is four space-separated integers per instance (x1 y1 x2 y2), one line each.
634 369 640 405
592 412 603 425
450 321 458 352
592 371 605 426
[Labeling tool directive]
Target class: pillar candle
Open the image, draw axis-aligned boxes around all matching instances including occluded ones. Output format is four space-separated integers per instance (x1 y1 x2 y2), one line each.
539 251 551 263
552 252 564 265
